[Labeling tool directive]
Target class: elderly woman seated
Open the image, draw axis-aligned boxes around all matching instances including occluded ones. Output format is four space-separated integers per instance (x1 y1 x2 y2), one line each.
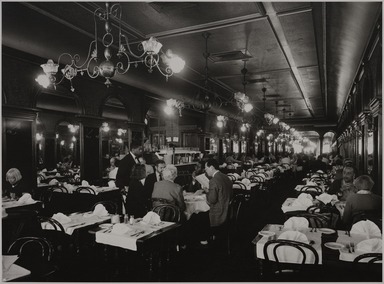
342 175 382 227
151 164 186 212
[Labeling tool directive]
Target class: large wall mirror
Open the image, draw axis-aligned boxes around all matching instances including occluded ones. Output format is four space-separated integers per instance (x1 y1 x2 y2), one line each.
56 121 80 171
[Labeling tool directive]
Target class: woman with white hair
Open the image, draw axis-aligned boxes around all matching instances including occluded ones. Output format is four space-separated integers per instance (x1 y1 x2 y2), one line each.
151 164 186 212
4 168 27 199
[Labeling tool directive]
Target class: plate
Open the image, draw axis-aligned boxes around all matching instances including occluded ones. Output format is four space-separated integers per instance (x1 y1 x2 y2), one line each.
324 242 345 250
259 231 275 237
99 224 113 229
318 228 336 234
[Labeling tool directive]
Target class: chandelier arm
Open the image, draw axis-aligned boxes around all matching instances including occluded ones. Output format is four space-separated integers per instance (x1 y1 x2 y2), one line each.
154 63 174 78
69 40 97 70
114 52 131 75
86 57 101 78
121 34 146 59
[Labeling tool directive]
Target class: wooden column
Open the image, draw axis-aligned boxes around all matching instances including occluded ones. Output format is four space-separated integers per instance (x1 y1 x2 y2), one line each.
370 98 382 195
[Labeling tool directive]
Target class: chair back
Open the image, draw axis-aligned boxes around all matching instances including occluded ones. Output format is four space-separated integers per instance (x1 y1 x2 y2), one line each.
92 201 117 214
152 203 181 222
7 236 53 262
354 253 382 264
352 210 382 231
38 216 65 232
75 186 96 194
50 185 69 193
227 174 237 182
263 239 319 273
227 194 244 229
232 182 247 190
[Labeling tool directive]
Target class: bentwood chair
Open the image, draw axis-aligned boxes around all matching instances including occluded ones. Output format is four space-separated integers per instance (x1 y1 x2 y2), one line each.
352 210 382 231
262 239 319 281
75 186 96 194
227 174 237 182
7 236 58 281
352 253 382 281
152 204 181 223
50 185 69 193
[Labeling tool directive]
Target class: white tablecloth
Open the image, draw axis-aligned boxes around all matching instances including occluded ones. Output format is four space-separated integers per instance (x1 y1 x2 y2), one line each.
281 197 309 213
184 193 210 220
42 212 111 235
95 221 175 251
2 199 39 210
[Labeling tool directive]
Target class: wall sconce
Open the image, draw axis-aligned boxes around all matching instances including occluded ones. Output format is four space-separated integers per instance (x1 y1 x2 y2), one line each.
117 128 127 136
36 133 43 141
102 122 110 132
72 136 77 142
240 123 251 132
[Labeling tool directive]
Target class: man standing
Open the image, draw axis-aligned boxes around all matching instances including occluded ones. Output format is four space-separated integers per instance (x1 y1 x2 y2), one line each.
204 159 233 230
115 142 143 189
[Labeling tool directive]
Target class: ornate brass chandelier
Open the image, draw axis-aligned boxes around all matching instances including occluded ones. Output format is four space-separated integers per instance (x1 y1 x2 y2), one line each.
36 2 185 92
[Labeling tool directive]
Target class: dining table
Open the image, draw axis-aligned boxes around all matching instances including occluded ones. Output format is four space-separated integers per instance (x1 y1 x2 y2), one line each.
95 219 181 276
252 223 383 276
2 255 31 282
183 192 210 220
2 197 42 214
281 197 311 213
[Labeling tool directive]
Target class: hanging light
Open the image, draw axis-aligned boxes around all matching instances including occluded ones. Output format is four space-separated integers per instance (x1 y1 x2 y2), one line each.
102 122 110 132
233 60 253 113
164 99 184 117
216 115 228 128
35 3 185 92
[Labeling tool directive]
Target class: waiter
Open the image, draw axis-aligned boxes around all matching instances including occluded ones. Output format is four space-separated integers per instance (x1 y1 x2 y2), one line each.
115 142 143 189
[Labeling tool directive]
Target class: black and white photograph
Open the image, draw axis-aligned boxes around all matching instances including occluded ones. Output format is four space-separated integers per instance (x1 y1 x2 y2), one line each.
1 1 382 282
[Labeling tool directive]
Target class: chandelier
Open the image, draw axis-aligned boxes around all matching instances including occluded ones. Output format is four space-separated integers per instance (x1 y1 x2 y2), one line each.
233 60 253 113
164 99 185 117
35 2 185 92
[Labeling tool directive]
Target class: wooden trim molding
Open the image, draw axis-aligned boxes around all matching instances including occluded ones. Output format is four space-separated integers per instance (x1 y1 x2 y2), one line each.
2 105 38 121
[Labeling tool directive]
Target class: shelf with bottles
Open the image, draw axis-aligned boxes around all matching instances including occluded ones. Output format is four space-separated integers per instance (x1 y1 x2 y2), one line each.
158 147 201 165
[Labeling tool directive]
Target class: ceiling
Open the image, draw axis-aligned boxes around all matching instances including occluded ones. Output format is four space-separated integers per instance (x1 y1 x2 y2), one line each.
2 1 381 126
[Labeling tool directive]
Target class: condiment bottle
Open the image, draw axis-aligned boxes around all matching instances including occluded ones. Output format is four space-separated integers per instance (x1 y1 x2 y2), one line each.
129 215 134 225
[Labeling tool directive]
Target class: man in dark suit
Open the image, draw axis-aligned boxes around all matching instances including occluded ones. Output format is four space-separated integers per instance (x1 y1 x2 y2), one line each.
115 142 143 189
203 159 233 229
144 159 166 203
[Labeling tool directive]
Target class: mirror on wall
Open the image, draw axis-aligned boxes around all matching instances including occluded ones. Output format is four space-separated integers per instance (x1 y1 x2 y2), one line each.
100 122 128 174
55 121 80 171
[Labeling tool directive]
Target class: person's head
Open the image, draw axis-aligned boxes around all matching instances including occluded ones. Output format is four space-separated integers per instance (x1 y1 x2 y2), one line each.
162 164 177 181
6 168 22 185
130 142 143 157
130 164 146 180
343 158 353 167
110 157 116 167
342 166 356 183
138 157 146 164
205 159 219 177
353 175 374 192
154 159 166 174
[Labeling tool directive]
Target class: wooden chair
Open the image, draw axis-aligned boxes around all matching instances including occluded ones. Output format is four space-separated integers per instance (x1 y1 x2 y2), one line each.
352 210 382 231
232 182 247 190
7 236 57 281
262 239 319 280
50 185 69 193
75 186 96 194
354 253 382 263
227 174 237 182
352 253 382 281
227 194 245 255
152 203 181 223
92 201 118 214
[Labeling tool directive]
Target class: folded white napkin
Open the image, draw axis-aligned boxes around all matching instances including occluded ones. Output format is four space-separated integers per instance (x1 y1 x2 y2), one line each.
292 198 313 208
55 173 61 177
351 220 381 237
307 181 318 186
194 189 204 195
111 223 132 235
298 193 313 201
2 255 18 271
233 163 239 168
241 178 251 186
259 169 265 173
316 170 324 174
93 204 109 217
90 185 98 191
356 238 382 253
52 169 57 173
108 180 116 188
278 230 309 243
16 193 34 205
316 193 338 204
41 168 47 173
48 179 59 185
52 212 71 224
143 211 161 224
81 180 89 186
284 217 309 229
63 182 76 193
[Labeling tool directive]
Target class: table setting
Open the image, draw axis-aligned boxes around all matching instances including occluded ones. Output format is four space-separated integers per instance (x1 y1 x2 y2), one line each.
41 204 112 235
95 211 177 251
2 193 40 211
2 255 31 282
183 190 210 220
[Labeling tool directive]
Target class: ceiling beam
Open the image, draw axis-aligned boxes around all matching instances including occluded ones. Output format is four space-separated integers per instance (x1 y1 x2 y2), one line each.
263 2 315 118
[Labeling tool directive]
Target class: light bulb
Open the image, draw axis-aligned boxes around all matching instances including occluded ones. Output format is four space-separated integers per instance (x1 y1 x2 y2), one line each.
217 121 224 128
241 125 246 132
244 103 253 112
164 105 173 115
273 117 279 124
35 74 50 88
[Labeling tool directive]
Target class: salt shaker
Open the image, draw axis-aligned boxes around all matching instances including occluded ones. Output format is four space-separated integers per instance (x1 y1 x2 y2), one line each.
129 215 134 225
124 214 129 224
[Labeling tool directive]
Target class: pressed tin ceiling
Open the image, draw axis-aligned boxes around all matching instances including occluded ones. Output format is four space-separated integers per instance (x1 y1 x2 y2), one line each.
2 1 381 125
